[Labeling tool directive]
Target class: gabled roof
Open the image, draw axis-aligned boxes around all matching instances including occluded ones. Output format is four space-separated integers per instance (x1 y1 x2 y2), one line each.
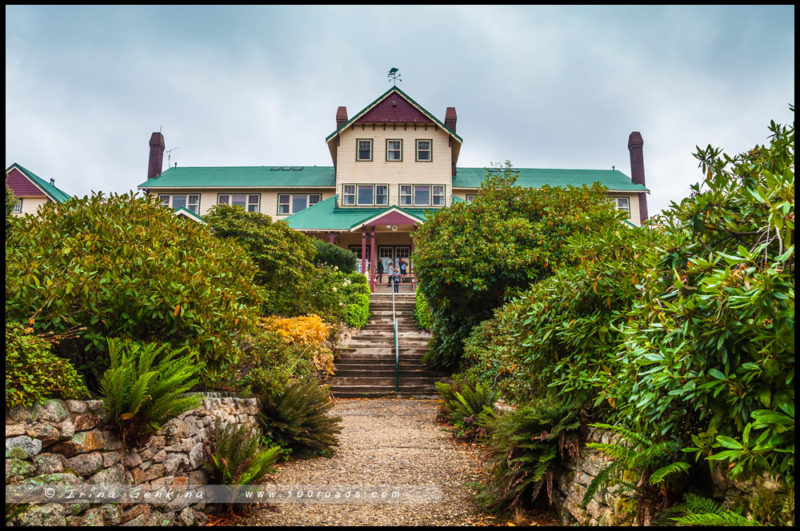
325 86 463 143
173 207 206 224
138 166 336 189
286 195 433 231
452 167 649 193
6 163 73 203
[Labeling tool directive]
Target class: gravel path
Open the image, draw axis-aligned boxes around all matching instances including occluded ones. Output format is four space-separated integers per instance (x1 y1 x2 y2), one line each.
240 398 487 526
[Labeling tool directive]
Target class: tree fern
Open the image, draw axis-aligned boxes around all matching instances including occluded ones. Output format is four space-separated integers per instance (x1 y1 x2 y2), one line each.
663 494 763 526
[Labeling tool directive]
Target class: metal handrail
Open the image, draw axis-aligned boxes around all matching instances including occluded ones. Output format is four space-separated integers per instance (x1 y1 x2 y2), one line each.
393 290 399 393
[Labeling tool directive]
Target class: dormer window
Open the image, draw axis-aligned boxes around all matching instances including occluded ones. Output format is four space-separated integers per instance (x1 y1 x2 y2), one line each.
386 139 402 161
416 139 432 161
357 139 372 161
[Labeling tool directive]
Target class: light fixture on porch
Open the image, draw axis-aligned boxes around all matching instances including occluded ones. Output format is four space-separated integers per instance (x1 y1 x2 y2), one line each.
391 226 398 231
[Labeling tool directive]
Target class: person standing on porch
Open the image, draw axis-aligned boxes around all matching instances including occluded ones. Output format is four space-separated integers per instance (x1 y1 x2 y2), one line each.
376 258 384 283
399 258 407 283
392 266 401 293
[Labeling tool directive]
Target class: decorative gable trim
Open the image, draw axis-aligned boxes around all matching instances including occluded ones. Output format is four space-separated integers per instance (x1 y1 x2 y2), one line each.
349 207 425 231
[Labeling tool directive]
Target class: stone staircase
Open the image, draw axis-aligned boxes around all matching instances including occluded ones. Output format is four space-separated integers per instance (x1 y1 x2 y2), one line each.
329 293 448 398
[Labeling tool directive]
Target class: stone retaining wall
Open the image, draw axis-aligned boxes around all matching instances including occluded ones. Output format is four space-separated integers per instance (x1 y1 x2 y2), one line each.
6 395 260 526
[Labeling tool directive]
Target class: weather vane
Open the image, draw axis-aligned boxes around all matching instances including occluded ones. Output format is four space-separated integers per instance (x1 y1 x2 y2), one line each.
388 67 402 86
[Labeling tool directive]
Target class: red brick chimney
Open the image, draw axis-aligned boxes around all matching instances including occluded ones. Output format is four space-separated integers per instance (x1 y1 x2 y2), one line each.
445 107 457 133
148 132 165 179
336 106 348 129
628 131 649 223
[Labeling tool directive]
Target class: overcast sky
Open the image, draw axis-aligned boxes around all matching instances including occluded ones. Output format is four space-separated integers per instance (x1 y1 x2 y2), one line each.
5 5 795 217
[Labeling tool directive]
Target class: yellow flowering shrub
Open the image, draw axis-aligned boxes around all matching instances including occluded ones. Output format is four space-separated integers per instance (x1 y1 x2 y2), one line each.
260 315 335 377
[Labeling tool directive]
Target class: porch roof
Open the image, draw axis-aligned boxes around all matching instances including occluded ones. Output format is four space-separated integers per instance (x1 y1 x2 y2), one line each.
285 195 432 231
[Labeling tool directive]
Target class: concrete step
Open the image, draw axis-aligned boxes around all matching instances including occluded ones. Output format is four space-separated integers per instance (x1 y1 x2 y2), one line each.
330 386 443 398
334 369 444 379
336 349 428 358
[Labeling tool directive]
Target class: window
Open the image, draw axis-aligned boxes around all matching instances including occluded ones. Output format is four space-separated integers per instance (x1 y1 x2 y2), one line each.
159 194 200 214
416 139 432 161
343 185 356 205
432 185 445 206
357 185 374 205
217 193 260 213
376 185 388 206
386 139 402 161
356 139 372 161
610 197 631 218
399 185 412 206
13 198 22 213
276 193 319 215
414 185 430 206
465 194 477 204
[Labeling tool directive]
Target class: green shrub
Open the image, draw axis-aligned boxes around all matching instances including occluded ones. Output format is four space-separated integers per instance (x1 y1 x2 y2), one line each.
203 419 284 485
257 379 342 458
100 338 202 446
475 397 581 513
5 192 263 391
218 328 316 397
342 273 371 328
435 375 495 440
203 204 317 317
413 289 434 331
311 239 357 273
413 165 623 369
5 322 90 408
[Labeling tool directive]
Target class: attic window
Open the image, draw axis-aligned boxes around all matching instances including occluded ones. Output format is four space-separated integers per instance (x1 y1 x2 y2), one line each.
13 198 22 213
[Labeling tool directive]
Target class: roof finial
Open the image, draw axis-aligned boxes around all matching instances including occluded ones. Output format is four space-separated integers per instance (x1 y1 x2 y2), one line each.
388 67 402 86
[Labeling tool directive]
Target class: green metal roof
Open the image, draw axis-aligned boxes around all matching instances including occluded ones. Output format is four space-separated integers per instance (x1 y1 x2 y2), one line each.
325 86 463 143
286 195 433 231
452 167 649 192
138 166 336 189
172 207 205 223
7 163 73 203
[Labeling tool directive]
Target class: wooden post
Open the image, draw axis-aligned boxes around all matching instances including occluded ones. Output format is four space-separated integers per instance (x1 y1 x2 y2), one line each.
361 226 367 289
370 225 376 293
328 231 336 244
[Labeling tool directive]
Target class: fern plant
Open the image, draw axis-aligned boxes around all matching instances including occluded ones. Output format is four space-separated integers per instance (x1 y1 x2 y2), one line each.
100 338 202 446
257 379 342 458
580 422 690 526
651 493 764 526
475 399 581 513
203 420 284 484
435 375 496 440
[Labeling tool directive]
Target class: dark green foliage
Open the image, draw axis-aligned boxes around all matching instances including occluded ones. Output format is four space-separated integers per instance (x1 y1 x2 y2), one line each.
435 374 495 440
661 493 763 526
475 398 581 513
311 239 357 273
220 328 316 398
413 165 623 368
413 289 434 331
6 185 16 233
257 379 342 458
100 338 201 446
203 420 284 485
203 204 317 317
342 273 371 328
602 117 795 482
581 422 690 526
4 192 263 391
5 322 90 407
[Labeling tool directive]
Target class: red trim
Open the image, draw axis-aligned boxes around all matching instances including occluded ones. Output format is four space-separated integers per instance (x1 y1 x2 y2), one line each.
356 93 433 124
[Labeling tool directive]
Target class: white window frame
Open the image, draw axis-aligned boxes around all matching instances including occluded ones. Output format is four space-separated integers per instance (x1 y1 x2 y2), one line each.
276 193 320 215
413 185 431 206
13 198 23 213
158 194 200 214
465 194 478 204
357 185 374 206
375 185 388 206
399 185 412 206
432 185 445 206
217 193 261 213
343 185 356 206
416 139 432 162
386 139 402 161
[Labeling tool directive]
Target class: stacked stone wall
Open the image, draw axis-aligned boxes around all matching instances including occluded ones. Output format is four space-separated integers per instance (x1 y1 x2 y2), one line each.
6 394 259 526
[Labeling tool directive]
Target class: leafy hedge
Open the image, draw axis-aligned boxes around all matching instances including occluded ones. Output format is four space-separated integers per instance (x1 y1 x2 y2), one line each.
311 239 357 273
5 322 90 408
457 115 795 517
413 167 624 368
5 192 263 391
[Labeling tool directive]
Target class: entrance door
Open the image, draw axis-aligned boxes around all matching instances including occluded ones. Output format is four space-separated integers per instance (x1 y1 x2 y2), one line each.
378 245 412 274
